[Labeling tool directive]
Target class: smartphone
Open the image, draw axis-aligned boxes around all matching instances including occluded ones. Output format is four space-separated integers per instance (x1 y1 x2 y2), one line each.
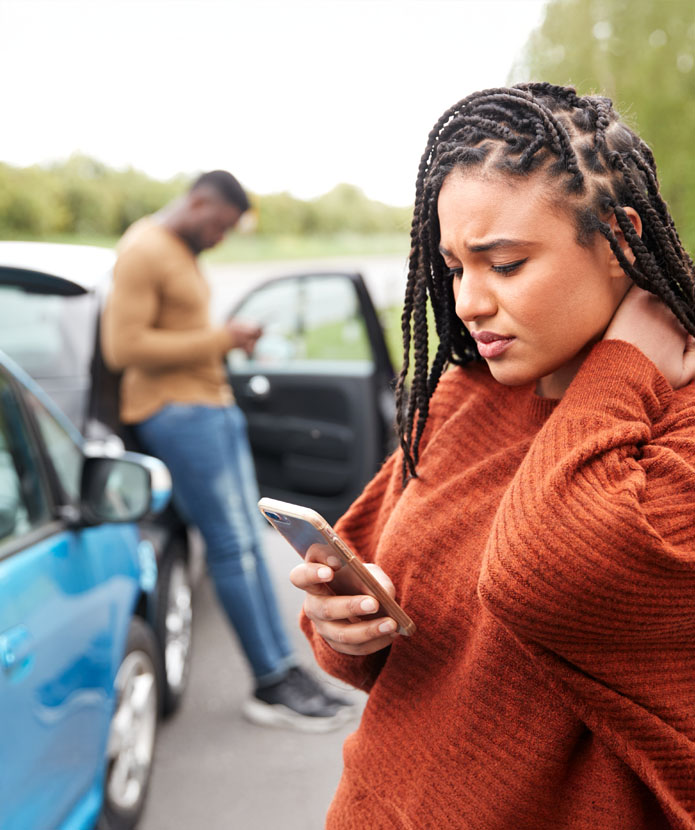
258 497 416 636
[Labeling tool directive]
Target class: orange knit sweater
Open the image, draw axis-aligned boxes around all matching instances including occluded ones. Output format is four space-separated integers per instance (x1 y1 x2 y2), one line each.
300 340 695 830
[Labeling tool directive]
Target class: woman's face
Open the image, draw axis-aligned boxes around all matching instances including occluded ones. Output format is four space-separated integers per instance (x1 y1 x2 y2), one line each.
437 169 632 397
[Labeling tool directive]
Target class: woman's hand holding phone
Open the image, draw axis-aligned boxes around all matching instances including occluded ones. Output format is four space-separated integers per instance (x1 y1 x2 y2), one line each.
259 497 414 650
290 559 400 656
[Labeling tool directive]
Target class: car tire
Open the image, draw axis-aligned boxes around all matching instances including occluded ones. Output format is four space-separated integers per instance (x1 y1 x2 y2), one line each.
156 541 193 717
98 617 160 830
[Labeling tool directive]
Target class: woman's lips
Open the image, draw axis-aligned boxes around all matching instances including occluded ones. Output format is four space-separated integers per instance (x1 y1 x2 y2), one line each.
471 331 516 359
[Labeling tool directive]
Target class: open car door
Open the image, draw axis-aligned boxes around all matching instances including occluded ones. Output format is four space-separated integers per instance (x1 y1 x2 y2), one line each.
226 271 396 524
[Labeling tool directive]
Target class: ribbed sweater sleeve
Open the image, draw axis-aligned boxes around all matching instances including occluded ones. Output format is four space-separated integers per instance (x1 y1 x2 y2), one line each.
479 340 695 826
101 243 231 371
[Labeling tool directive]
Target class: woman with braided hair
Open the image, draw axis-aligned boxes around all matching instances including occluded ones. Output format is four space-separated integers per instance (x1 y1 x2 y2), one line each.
291 83 695 829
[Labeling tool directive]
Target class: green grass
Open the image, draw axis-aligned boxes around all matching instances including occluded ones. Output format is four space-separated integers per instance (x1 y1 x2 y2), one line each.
379 305 406 369
203 231 411 263
378 302 441 374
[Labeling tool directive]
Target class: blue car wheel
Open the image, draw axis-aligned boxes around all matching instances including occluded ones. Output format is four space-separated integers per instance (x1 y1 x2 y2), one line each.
156 540 193 717
98 617 160 830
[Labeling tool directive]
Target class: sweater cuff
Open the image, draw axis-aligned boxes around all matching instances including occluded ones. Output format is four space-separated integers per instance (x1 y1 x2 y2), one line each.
299 610 381 692
561 339 673 424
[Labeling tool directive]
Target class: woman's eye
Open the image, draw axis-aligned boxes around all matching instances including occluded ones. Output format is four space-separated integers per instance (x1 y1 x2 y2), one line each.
445 266 463 279
491 258 527 274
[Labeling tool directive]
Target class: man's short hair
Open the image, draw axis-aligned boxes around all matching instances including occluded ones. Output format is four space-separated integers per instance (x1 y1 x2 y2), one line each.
190 170 250 213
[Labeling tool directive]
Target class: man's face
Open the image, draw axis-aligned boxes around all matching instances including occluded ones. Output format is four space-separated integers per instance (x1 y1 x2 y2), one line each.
184 192 243 253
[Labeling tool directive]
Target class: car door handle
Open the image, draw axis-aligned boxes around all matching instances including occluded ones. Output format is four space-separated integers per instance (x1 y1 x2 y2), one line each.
246 375 271 399
0 625 34 672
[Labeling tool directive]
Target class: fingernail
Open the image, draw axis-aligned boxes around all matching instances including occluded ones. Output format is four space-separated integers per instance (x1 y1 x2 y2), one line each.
378 619 397 633
360 598 377 613
317 567 332 580
327 556 341 568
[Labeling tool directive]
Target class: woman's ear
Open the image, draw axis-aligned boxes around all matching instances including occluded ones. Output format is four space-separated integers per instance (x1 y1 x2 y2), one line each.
606 207 642 274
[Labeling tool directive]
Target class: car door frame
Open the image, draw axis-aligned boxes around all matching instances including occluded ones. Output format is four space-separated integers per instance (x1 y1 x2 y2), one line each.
226 270 397 524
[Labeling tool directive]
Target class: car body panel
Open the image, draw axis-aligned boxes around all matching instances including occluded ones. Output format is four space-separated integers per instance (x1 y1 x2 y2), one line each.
0 345 165 829
0 526 142 830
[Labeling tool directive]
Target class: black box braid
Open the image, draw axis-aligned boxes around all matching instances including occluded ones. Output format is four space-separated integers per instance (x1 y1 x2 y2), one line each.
397 82 695 486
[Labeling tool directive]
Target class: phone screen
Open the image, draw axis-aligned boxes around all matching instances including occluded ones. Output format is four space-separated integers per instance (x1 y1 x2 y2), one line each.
263 510 331 558
262 508 372 597
260 498 416 635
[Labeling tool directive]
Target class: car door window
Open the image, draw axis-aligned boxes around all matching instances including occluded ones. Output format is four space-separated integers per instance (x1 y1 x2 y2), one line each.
24 393 82 502
228 275 374 373
0 285 95 379
0 375 50 543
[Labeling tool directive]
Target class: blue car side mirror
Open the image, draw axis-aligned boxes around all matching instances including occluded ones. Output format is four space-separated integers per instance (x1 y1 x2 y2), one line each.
80 451 172 525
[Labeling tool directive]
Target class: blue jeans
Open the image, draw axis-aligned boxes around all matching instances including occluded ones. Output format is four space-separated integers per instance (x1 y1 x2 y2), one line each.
135 404 295 686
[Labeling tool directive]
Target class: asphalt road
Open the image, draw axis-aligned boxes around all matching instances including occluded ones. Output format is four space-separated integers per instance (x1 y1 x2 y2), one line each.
140 527 367 830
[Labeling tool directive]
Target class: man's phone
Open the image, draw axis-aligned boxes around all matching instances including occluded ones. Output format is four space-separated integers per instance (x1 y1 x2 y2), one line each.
258 497 416 637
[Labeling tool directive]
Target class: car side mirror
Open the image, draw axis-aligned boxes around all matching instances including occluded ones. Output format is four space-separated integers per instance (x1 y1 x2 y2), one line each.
80 452 172 525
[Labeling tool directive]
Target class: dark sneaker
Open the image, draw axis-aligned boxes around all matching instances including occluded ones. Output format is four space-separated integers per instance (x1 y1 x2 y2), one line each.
285 666 353 709
241 666 356 733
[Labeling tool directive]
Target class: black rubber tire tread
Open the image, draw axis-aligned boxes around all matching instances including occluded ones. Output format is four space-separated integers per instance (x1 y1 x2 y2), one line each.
156 539 194 718
97 616 160 830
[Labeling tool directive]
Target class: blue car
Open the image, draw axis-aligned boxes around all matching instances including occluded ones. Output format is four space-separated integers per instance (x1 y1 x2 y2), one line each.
0 350 171 829
0 242 198 719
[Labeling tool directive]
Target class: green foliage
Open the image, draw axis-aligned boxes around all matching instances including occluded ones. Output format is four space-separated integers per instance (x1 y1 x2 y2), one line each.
306 184 412 235
0 154 185 238
255 191 312 235
204 231 410 263
0 155 413 242
509 0 695 255
0 163 66 235
253 183 412 236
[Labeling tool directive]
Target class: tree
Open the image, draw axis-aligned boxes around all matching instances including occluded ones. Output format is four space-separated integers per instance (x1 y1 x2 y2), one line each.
0 157 412 241
510 0 695 254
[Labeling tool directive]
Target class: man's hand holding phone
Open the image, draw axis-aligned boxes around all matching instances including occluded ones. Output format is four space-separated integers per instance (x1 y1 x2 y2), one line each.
290 558 401 656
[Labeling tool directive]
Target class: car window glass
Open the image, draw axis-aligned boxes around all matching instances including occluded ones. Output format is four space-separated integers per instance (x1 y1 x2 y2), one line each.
25 394 82 502
228 275 373 373
0 375 50 543
0 285 95 378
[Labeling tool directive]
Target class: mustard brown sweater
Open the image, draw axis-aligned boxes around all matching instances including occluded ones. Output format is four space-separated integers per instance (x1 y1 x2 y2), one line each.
101 218 233 423
301 341 695 830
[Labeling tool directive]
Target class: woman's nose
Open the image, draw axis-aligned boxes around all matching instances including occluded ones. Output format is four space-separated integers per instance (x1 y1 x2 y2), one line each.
453 274 497 323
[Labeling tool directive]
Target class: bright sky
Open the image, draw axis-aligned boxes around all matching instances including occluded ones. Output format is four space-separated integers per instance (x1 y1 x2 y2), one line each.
0 0 546 206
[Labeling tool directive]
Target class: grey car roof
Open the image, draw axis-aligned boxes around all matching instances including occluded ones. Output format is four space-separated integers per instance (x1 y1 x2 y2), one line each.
0 241 115 293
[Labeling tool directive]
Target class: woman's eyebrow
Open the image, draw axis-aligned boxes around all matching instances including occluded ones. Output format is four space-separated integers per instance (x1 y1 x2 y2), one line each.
439 238 531 256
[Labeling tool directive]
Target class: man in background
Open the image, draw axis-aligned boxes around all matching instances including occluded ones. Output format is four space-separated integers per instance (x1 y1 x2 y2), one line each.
102 170 351 731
